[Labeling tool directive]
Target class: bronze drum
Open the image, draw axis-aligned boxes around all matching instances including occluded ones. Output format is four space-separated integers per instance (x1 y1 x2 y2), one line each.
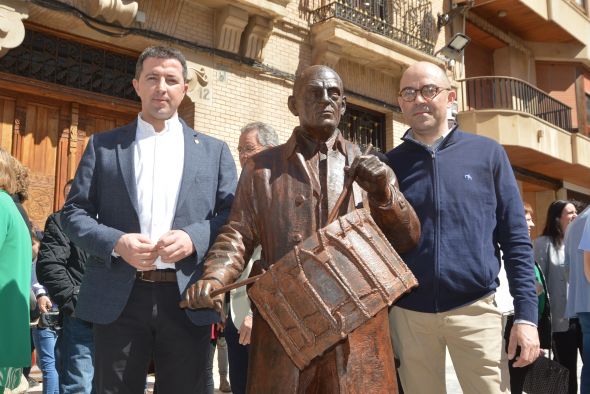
248 208 418 370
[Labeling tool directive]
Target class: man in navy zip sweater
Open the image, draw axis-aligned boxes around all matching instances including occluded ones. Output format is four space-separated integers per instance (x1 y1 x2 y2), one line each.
386 61 539 393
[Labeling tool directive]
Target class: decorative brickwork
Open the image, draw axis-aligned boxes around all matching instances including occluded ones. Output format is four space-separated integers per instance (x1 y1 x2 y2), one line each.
76 0 138 27
241 15 274 60
215 5 249 54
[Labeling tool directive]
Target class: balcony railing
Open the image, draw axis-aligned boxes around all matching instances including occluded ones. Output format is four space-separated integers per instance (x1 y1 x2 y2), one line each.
458 76 574 133
308 0 436 55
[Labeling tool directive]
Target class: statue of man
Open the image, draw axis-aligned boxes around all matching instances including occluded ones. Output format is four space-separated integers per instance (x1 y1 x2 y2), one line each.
185 65 420 393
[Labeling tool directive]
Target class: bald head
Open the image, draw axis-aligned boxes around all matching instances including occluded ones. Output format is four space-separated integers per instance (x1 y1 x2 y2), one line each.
397 61 455 145
292 65 343 97
400 62 450 90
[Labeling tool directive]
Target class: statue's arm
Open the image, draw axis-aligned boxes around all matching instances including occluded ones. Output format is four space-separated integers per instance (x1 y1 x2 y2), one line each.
368 175 421 254
200 164 259 287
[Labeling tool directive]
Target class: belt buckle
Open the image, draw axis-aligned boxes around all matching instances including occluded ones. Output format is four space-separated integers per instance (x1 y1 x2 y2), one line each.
138 270 155 283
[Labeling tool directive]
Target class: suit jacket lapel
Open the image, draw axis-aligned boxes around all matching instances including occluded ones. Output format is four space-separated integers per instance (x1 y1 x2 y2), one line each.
116 120 140 219
175 122 200 213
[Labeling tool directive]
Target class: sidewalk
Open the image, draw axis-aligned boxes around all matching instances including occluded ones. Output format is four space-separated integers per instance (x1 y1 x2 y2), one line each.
27 349 228 394
445 349 583 393
26 348 581 393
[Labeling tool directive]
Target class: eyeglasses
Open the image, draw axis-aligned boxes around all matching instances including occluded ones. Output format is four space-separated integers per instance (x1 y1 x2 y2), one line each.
399 84 451 102
238 145 259 155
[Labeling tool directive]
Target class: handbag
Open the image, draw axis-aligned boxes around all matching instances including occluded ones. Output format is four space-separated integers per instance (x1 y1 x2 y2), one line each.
522 355 569 394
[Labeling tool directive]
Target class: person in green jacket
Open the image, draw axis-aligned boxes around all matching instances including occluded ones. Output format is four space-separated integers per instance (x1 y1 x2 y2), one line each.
0 148 32 393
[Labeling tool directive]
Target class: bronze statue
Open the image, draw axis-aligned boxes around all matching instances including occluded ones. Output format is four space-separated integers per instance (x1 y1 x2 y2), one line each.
184 65 420 393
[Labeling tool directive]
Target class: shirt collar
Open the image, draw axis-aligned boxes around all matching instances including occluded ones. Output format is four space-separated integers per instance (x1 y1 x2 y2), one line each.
405 122 457 151
136 113 181 138
292 127 347 159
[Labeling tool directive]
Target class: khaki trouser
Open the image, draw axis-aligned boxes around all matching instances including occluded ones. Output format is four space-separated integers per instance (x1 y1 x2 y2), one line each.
389 295 509 394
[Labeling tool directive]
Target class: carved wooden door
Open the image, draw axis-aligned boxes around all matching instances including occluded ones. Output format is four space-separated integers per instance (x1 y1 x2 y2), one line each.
0 95 16 151
14 99 61 230
0 88 136 229
53 105 135 211
77 105 134 162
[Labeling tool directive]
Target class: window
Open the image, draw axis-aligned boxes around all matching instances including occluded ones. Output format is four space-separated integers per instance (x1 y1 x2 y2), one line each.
339 104 386 152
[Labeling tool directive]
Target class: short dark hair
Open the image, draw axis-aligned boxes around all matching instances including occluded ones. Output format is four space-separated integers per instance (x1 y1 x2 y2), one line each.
241 122 279 147
135 46 188 81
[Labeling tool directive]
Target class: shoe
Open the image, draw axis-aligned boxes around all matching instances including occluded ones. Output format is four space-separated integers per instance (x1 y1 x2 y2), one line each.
219 377 231 393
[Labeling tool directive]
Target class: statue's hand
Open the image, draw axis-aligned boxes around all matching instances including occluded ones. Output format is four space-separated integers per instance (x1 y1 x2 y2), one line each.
346 154 395 204
181 279 224 316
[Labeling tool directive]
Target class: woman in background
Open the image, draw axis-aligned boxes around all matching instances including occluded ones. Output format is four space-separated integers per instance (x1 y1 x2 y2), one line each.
503 202 551 393
0 147 32 393
535 200 580 394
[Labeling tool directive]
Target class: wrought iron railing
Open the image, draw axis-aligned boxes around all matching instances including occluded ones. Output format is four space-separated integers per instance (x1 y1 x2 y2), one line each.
0 28 138 101
309 0 436 55
339 104 386 152
458 76 574 132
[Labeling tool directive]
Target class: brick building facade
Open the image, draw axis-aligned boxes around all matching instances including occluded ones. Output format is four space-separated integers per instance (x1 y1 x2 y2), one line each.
0 0 589 232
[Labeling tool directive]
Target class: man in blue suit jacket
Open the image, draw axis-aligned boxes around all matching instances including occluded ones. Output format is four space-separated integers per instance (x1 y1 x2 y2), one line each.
62 46 237 393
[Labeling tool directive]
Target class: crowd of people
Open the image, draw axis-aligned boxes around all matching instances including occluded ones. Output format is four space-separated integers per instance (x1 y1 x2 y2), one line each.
1 44 590 394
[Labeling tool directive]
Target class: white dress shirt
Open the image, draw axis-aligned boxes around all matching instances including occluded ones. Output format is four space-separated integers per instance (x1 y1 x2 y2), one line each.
134 113 184 269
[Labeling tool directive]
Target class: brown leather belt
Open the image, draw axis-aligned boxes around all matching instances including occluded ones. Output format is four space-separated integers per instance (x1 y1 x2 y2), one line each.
136 269 177 283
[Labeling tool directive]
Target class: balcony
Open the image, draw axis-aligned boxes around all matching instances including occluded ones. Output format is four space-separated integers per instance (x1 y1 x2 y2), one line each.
310 1 436 54
459 76 573 132
468 0 590 64
196 0 290 19
307 0 440 73
456 76 590 189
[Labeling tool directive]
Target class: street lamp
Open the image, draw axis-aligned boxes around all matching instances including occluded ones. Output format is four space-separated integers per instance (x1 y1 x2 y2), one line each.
435 33 471 60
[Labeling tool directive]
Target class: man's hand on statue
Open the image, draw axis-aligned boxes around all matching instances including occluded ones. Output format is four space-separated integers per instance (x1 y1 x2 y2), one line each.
239 315 253 345
181 279 224 316
346 155 393 204
507 322 540 367
114 233 158 271
156 230 195 264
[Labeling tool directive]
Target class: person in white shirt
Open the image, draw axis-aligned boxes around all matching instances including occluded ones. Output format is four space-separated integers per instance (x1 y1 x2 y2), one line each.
62 46 237 394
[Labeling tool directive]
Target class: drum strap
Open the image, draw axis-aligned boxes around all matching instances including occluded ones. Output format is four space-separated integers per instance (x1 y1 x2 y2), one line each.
345 141 366 210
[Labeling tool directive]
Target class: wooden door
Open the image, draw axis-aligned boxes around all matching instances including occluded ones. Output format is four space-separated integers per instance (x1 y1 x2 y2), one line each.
51 105 134 210
77 105 135 162
0 96 15 151
12 99 62 230
0 87 137 229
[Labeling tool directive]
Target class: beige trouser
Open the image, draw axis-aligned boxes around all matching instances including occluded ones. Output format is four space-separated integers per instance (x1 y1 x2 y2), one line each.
389 295 509 394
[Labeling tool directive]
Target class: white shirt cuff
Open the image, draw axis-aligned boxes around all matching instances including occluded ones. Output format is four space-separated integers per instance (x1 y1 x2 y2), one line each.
513 319 537 327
